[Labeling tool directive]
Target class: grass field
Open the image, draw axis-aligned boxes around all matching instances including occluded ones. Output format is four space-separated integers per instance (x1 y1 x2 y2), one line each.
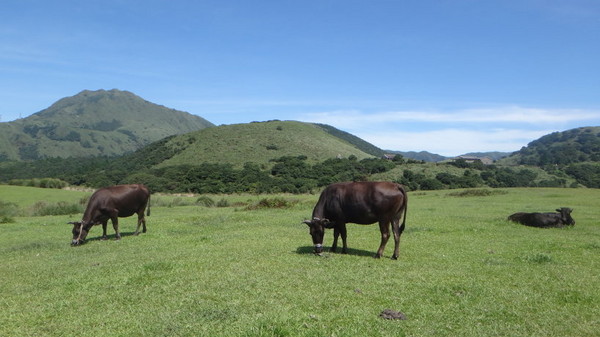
0 186 598 336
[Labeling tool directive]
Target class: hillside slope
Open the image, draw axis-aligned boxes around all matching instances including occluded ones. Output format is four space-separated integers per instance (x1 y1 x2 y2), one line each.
150 120 378 168
0 89 214 161
500 126 600 166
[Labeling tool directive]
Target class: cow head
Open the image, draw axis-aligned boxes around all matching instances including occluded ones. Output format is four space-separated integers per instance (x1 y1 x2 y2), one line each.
557 208 575 226
69 221 92 246
303 217 332 255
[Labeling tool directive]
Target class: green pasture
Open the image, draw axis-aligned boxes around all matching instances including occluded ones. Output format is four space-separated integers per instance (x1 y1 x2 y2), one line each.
0 186 598 336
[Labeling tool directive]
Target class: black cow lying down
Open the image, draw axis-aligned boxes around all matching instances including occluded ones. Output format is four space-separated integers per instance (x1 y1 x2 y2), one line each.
508 207 575 228
69 184 151 245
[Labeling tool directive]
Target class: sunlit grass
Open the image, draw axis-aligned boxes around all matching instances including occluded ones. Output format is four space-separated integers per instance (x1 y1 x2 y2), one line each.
0 186 598 336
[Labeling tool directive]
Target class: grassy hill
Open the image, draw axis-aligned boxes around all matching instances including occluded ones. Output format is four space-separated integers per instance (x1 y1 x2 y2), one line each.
499 126 600 166
151 120 379 168
0 89 214 161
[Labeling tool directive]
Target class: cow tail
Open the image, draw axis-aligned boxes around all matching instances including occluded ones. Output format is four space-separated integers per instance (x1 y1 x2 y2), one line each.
146 195 151 216
398 184 407 228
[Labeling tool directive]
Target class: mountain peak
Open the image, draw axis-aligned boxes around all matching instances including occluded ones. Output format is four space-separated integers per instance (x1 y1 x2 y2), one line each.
0 89 214 161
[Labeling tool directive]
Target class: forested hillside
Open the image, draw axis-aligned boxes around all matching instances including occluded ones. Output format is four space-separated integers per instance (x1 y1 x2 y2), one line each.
0 89 213 161
506 127 600 166
499 127 600 187
1 121 598 192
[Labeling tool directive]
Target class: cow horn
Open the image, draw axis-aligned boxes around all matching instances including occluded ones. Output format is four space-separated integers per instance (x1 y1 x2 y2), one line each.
303 220 313 225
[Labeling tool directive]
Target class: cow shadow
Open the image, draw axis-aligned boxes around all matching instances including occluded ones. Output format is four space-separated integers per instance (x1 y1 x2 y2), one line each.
296 246 375 258
85 231 140 243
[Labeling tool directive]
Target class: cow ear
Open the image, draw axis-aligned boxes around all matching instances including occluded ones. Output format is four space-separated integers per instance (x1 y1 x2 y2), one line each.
323 219 334 229
556 209 561 213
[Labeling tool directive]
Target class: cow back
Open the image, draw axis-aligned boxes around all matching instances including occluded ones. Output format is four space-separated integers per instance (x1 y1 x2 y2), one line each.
83 184 150 222
315 181 405 225
508 211 565 228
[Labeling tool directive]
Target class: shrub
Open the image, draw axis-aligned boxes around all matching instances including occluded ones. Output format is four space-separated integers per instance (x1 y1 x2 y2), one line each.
196 196 216 207
8 178 69 189
0 200 18 223
30 201 82 216
216 198 230 208
448 189 508 197
245 197 297 210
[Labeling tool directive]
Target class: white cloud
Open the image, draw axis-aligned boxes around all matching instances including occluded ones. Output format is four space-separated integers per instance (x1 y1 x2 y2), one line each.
301 107 600 128
297 106 600 156
356 128 553 157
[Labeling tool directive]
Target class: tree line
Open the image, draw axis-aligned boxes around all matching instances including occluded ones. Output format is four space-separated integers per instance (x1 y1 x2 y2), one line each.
1 154 576 193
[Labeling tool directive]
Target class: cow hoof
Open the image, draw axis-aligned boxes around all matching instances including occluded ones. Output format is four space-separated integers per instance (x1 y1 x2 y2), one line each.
101 236 108 240
373 255 382 259
391 255 398 260
133 232 140 236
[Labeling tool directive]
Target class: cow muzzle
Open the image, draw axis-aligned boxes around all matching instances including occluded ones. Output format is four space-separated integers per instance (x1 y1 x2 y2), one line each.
314 243 323 255
71 239 83 246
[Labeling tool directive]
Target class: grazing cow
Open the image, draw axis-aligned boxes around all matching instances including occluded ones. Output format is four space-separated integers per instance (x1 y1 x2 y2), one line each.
508 207 575 228
69 184 151 246
303 181 408 259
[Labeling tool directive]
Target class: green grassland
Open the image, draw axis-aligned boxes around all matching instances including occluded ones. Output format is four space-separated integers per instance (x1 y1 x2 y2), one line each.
0 186 598 336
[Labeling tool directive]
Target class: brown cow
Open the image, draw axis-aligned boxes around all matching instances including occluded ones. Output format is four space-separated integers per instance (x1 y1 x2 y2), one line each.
69 184 150 246
303 181 408 259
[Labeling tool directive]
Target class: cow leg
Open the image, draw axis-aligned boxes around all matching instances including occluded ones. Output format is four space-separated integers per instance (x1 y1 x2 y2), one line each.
134 211 144 235
331 224 348 253
391 218 402 260
134 208 147 235
376 221 391 258
101 221 108 240
339 224 348 254
110 215 121 240
331 227 340 253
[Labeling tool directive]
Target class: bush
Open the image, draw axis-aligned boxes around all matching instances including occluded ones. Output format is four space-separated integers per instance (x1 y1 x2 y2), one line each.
30 201 82 216
0 200 18 223
216 198 230 208
8 178 69 189
448 189 508 197
245 197 297 210
196 196 216 207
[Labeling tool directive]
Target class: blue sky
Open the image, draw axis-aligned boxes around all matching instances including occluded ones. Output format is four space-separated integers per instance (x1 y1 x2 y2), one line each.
1 0 599 156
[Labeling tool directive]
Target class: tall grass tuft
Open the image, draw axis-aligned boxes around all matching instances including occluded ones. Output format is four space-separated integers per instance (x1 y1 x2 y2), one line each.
245 197 297 210
8 178 69 189
448 188 508 197
0 200 18 223
523 252 554 264
196 196 216 207
30 201 82 216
